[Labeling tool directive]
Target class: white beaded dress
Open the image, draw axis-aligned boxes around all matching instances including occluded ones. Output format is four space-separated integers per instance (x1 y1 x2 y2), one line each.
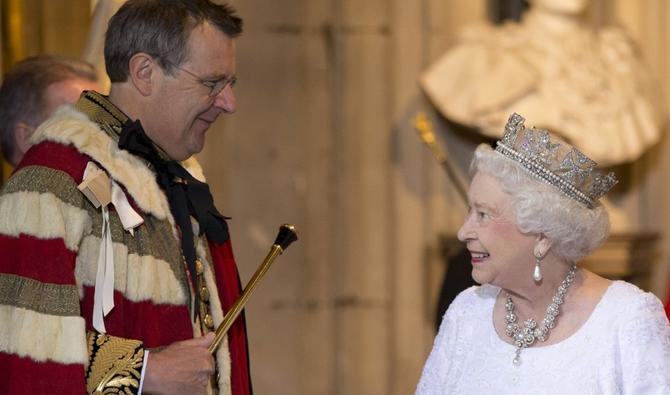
416 281 670 394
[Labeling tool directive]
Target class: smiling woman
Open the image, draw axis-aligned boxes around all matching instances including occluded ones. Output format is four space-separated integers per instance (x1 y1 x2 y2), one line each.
415 113 670 394
457 170 544 287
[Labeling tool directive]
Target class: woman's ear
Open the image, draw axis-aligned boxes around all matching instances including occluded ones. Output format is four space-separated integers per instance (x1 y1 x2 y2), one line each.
127 53 155 96
534 234 553 258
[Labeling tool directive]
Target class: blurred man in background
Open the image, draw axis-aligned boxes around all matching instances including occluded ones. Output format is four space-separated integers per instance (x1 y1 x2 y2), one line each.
0 55 100 166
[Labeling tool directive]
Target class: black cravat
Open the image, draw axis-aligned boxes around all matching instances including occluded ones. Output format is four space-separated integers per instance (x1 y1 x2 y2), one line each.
118 120 229 316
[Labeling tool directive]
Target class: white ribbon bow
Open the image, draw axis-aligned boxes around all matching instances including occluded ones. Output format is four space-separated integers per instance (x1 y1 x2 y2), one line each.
79 162 143 333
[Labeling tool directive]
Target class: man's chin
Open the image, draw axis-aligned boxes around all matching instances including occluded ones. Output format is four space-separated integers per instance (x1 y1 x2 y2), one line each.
185 138 206 159
187 124 210 153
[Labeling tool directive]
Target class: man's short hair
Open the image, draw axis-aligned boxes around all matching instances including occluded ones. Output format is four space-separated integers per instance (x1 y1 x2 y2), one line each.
0 55 98 162
104 0 243 83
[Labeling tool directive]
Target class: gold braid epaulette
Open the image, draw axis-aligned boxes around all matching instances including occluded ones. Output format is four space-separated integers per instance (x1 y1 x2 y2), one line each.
86 331 145 395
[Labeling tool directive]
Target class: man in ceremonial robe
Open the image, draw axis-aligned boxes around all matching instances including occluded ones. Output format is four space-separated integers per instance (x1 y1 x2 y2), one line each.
0 1 251 394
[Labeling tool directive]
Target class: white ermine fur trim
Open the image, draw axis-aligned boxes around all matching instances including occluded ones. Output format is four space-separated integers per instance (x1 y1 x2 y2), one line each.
0 304 87 364
196 238 232 395
32 106 172 222
181 156 206 182
76 235 187 305
0 191 91 252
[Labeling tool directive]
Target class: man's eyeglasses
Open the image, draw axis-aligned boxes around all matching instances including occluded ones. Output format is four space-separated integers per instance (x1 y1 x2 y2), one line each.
174 65 237 97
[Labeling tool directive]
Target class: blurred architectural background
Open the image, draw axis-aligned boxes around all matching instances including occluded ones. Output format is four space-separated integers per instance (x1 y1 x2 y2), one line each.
0 1 668 394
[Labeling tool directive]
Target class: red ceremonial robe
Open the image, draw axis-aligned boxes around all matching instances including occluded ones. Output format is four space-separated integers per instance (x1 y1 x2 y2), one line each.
0 92 251 394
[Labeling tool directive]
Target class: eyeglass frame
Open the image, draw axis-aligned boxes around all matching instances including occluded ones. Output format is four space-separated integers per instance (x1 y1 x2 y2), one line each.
172 64 237 97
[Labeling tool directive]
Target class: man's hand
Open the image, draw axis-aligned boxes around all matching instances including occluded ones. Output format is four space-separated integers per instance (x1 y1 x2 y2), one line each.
142 332 215 395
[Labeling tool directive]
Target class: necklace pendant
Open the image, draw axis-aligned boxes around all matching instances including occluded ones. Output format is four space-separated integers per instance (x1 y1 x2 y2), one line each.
513 348 521 366
504 264 578 366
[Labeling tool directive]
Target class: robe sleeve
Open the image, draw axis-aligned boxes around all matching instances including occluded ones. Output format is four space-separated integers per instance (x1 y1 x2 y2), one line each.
0 163 146 395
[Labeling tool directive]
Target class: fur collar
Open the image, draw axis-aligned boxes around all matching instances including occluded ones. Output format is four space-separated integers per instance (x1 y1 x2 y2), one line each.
32 105 172 220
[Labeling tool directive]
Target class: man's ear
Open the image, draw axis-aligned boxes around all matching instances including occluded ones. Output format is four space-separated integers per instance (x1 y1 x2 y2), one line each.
534 233 553 258
14 122 34 161
127 53 156 96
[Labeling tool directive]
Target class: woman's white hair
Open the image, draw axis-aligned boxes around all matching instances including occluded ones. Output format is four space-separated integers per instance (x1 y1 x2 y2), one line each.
471 144 610 262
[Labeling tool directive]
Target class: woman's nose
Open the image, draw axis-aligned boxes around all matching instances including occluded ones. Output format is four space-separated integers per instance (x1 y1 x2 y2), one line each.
457 214 473 242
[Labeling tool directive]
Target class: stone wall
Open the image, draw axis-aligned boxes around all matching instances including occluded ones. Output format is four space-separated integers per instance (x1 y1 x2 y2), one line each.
197 0 670 393
198 1 485 393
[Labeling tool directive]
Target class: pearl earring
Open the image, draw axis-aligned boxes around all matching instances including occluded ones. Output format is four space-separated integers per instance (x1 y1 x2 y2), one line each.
533 252 543 282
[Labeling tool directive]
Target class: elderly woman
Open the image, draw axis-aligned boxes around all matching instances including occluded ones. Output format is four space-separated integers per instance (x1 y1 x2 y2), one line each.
416 113 670 394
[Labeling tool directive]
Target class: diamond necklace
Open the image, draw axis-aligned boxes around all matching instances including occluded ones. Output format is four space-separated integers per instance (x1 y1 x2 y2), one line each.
504 263 577 366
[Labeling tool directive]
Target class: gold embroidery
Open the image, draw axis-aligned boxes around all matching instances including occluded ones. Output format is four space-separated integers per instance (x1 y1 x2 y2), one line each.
0 273 80 316
86 331 144 395
4 166 88 209
75 91 127 139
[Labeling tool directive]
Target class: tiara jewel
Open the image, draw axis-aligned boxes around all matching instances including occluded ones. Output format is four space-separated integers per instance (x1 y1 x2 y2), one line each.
495 113 618 208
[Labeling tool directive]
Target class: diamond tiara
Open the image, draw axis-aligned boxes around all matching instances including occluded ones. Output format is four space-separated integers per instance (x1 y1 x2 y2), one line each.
495 113 618 208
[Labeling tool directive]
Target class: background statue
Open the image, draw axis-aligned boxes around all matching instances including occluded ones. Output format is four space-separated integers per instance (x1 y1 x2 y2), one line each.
421 0 664 167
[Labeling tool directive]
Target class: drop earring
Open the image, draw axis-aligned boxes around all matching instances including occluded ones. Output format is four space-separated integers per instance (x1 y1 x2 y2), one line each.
533 252 543 282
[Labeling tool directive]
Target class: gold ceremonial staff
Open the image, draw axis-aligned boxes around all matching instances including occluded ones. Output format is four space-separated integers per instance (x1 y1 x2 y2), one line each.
209 223 299 354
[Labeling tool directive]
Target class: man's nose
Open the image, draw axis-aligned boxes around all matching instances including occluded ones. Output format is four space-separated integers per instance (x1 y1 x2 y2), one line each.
213 85 236 113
